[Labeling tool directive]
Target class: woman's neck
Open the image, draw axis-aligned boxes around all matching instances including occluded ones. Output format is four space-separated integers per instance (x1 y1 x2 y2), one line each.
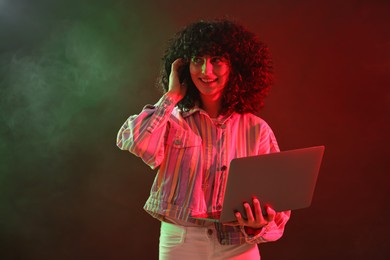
200 96 222 118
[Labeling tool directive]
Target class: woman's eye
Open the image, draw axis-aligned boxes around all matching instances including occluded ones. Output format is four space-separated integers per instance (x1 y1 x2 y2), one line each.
211 57 224 64
192 57 202 64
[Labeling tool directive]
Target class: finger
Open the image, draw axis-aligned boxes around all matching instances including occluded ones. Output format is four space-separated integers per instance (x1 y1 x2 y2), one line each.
253 198 263 221
168 59 187 95
265 206 276 222
244 203 255 222
171 58 185 72
235 212 246 226
172 58 183 65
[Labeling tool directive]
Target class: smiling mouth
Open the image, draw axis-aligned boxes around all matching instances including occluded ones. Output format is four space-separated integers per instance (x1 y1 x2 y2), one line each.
200 78 217 83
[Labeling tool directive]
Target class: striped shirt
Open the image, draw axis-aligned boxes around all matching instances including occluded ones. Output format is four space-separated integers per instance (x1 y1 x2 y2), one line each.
117 93 291 245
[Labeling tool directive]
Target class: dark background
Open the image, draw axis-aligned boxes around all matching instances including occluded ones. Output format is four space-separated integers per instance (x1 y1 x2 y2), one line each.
1 0 389 259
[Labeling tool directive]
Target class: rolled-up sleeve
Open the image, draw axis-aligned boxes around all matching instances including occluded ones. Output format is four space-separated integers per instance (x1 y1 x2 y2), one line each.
116 94 177 169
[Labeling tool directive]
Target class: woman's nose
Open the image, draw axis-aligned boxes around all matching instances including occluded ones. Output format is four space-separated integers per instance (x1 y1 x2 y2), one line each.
201 59 213 75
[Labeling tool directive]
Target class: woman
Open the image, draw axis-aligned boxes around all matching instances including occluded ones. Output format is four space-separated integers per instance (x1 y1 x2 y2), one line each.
117 19 291 259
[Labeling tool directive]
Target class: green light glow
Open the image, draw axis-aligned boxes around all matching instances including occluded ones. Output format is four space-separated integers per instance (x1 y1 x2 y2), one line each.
0 2 164 257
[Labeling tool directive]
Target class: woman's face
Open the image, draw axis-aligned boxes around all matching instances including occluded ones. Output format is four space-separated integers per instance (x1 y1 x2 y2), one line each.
189 55 230 102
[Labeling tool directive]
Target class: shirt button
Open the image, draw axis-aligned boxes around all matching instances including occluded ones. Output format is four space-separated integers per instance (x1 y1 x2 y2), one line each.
174 139 182 145
207 229 213 235
220 124 226 129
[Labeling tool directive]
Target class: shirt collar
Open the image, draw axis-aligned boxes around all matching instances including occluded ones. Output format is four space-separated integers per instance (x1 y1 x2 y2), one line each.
181 105 235 124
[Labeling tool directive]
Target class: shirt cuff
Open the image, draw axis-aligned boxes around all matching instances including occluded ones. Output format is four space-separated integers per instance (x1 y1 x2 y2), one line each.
145 93 177 133
240 225 267 244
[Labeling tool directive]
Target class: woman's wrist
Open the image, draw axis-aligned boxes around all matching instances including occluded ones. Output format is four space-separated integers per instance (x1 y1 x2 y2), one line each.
244 226 264 236
165 91 182 104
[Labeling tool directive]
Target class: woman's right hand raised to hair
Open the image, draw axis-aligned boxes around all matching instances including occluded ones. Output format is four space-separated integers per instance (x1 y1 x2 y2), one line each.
167 58 188 102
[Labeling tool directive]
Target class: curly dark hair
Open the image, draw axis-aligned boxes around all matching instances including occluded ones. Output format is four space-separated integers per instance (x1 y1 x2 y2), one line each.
158 19 273 115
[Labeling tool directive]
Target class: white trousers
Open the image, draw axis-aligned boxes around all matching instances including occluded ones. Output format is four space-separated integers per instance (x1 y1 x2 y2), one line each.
159 222 260 260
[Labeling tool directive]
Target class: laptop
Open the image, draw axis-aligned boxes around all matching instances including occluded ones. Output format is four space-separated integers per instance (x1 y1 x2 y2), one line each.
192 145 325 223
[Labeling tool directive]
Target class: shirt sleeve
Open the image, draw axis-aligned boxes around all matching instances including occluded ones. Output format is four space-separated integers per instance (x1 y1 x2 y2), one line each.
240 210 291 244
257 120 280 154
116 93 177 169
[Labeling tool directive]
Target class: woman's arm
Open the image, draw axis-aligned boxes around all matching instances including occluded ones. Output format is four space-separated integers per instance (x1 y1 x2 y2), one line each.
116 93 178 169
116 59 188 169
240 121 291 244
